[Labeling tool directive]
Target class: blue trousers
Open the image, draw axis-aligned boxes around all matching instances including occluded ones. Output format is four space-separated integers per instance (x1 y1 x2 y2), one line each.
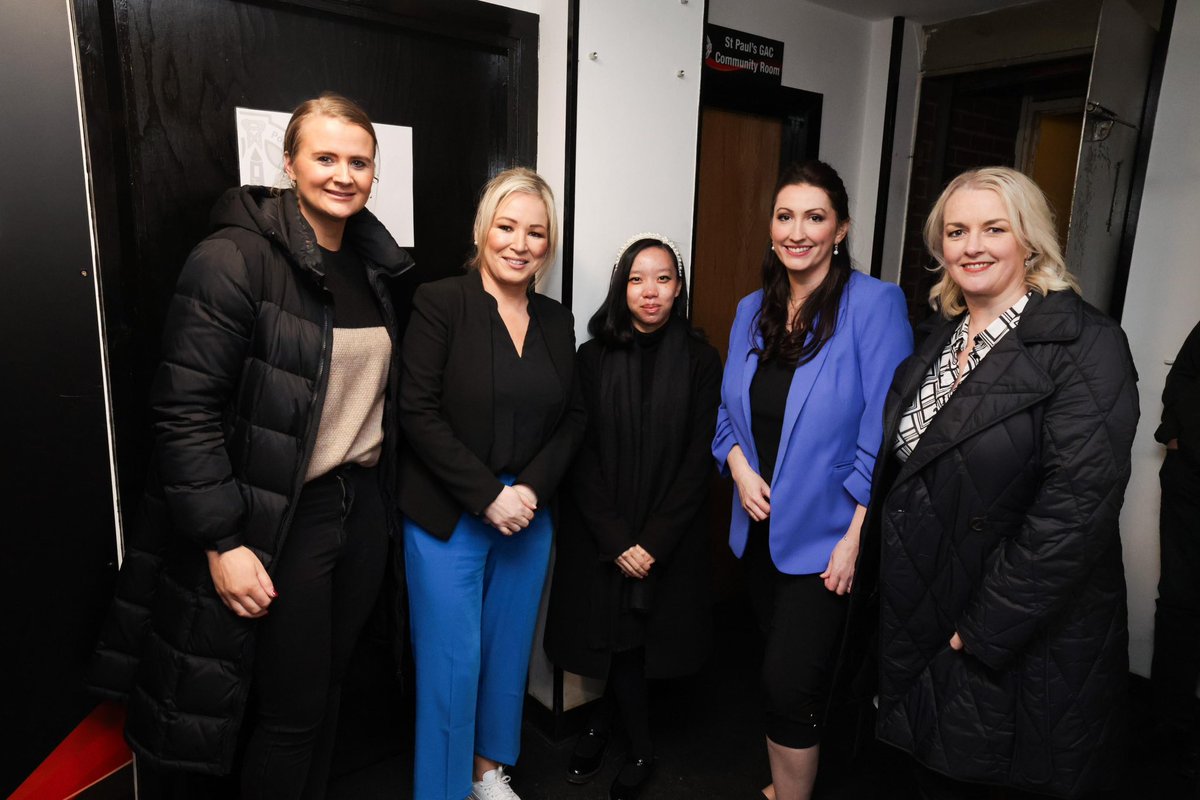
404 505 552 800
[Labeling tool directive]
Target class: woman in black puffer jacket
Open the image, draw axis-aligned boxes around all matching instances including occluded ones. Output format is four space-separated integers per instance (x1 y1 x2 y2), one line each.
857 167 1138 799
88 94 412 797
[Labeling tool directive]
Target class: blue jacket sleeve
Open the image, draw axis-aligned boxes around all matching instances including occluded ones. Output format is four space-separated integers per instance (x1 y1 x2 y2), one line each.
843 282 912 508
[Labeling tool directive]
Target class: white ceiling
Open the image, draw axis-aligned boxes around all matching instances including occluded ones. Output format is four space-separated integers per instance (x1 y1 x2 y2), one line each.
803 0 1042 24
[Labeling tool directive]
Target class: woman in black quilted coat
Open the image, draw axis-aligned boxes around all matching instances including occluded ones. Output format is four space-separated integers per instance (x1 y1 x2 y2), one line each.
88 94 412 798
863 167 1138 798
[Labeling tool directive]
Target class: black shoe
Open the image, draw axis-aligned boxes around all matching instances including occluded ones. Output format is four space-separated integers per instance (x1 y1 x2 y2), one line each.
609 757 655 800
566 727 609 784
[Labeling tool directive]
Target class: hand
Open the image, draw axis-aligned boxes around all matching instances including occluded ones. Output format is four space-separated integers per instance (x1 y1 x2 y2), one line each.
820 537 859 595
207 546 276 618
950 632 964 651
1167 438 1179 451
483 485 536 535
820 504 865 595
615 544 656 579
512 483 539 510
728 445 771 521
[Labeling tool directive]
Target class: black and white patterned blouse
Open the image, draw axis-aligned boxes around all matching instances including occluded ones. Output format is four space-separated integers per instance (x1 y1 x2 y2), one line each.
893 292 1032 462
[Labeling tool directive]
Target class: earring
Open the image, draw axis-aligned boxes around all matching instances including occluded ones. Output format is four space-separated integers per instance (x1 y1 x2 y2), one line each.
834 242 840 256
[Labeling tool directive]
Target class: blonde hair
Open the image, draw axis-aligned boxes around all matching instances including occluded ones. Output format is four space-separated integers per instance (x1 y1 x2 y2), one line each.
469 167 558 284
283 93 377 160
924 166 1079 318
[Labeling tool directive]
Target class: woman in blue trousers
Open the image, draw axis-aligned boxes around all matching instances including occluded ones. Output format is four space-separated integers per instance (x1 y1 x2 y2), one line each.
713 160 912 799
399 167 586 800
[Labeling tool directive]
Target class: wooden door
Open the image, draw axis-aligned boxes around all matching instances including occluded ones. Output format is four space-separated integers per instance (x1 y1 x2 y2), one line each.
692 107 782 357
691 106 782 602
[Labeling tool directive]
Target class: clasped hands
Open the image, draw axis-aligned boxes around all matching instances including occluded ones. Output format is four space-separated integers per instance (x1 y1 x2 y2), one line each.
483 483 539 535
616 544 655 579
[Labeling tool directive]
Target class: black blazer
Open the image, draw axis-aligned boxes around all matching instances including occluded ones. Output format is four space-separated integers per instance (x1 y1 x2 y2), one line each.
399 270 586 539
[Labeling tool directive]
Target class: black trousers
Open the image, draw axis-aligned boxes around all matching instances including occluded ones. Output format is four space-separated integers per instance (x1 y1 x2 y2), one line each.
1152 450 1200 729
240 464 389 800
743 526 849 749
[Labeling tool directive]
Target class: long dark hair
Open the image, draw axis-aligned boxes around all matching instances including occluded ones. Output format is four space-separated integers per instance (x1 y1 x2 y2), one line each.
756 160 852 367
588 238 698 346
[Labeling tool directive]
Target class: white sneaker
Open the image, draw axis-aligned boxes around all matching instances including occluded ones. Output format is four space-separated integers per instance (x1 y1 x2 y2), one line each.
468 766 521 800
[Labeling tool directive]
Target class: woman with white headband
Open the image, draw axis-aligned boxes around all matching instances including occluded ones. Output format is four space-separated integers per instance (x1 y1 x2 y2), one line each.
545 232 722 799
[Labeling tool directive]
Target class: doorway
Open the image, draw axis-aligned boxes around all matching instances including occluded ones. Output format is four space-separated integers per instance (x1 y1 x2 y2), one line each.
897 0 1160 324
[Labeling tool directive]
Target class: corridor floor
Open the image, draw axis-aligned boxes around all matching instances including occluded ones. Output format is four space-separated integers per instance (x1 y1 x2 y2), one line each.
326 600 1198 800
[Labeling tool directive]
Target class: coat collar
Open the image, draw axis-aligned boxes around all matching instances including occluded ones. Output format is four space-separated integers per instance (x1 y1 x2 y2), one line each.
890 290 1079 485
210 186 414 282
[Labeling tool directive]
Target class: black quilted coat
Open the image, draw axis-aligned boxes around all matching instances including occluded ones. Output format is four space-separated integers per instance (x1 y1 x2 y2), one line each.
863 289 1138 798
87 187 413 774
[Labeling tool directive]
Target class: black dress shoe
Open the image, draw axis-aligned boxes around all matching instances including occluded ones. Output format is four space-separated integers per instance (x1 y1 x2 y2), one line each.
609 756 655 800
566 727 609 784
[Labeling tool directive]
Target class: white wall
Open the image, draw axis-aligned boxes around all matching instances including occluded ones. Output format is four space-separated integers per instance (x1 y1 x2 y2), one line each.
707 0 915 277
1117 0 1200 677
570 0 705 342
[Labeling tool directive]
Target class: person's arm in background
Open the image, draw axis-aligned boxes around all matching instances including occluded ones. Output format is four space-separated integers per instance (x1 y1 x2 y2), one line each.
1155 320 1200 453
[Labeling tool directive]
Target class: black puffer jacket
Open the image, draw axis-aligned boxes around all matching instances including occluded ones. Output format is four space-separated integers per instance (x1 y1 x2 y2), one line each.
88 187 413 774
864 289 1138 798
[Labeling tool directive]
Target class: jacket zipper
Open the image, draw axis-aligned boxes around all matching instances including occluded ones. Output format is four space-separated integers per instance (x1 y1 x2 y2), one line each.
269 299 333 573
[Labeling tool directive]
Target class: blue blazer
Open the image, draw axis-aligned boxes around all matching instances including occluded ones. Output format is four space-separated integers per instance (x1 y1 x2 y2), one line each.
713 270 912 574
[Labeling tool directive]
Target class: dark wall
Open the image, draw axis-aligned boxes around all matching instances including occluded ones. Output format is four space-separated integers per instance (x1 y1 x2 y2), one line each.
0 1 119 793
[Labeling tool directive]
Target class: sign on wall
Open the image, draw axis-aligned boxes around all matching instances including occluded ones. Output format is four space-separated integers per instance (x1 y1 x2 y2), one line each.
235 106 415 246
703 24 784 88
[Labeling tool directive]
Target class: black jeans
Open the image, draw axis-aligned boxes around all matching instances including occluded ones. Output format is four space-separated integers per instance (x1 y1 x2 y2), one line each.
1152 450 1200 730
240 465 389 800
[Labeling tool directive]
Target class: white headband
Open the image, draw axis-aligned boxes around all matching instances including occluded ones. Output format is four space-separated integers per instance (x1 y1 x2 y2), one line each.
612 232 685 277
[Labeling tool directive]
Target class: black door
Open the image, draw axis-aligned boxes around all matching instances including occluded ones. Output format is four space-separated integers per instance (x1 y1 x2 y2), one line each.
75 0 540 514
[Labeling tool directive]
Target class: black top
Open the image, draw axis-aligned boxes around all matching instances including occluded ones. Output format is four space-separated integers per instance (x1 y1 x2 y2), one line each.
635 324 669 393
319 244 383 328
750 356 796 486
489 307 562 474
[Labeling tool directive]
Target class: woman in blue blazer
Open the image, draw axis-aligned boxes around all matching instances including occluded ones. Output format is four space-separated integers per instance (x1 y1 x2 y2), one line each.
712 160 911 799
